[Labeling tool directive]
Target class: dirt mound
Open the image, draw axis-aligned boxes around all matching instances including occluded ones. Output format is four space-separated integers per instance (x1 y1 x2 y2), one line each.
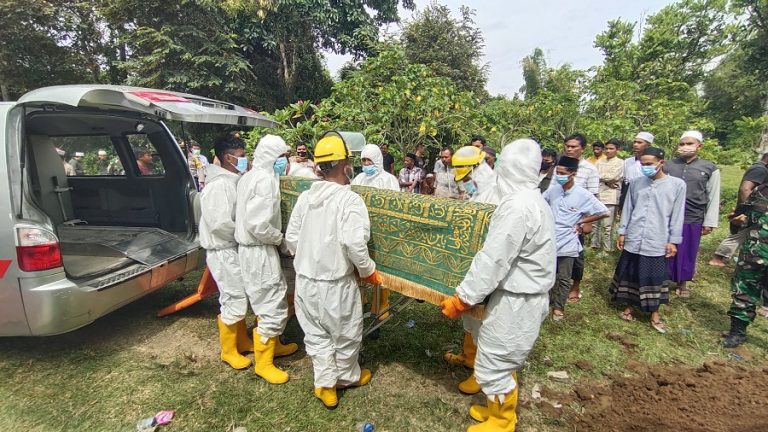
570 361 768 432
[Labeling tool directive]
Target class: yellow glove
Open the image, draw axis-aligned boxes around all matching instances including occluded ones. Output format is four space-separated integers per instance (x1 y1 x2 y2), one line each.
440 294 471 319
361 270 383 286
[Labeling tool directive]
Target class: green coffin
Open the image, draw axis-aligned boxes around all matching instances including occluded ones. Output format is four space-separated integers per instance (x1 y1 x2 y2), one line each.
280 176 496 296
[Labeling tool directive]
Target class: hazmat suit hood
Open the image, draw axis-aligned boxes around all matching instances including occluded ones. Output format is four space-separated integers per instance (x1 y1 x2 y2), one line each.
252 134 290 172
360 144 384 171
205 163 239 184
306 179 346 209
496 139 542 197
352 144 400 191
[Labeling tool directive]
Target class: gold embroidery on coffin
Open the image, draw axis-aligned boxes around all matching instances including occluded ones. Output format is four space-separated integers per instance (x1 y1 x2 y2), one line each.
279 177 495 303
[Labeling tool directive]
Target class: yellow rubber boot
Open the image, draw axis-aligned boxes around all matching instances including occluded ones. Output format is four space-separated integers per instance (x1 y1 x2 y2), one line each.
253 330 289 384
378 288 391 321
235 320 253 353
337 368 372 389
444 331 477 368
467 389 518 432
458 373 482 395
314 387 338 408
469 376 518 422
217 316 252 370
274 336 299 358
469 405 489 422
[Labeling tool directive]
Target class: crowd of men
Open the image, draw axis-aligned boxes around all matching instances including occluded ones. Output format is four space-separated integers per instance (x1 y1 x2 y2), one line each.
194 129 767 432
55 147 152 176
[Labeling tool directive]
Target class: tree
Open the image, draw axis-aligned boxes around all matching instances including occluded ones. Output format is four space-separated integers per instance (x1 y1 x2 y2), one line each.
703 48 765 143
732 0 768 152
520 48 547 98
0 0 96 100
401 3 488 97
247 44 477 161
219 0 414 103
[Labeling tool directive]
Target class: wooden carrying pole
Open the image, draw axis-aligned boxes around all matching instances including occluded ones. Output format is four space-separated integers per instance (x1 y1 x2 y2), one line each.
157 266 218 317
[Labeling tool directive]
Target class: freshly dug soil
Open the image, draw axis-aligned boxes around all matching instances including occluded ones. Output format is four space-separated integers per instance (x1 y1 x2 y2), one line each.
570 360 768 432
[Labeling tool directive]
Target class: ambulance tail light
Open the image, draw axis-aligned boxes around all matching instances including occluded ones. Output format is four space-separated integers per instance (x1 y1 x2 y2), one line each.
16 227 63 272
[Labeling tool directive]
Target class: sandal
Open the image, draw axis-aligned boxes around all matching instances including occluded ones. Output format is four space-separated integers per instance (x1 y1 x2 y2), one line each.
758 306 768 318
651 320 667 334
675 288 691 298
552 310 565 322
567 291 582 304
619 311 635 322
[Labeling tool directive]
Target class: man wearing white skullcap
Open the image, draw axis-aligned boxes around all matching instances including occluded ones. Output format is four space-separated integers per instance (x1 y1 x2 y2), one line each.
96 150 110 175
620 132 655 212
665 130 720 298
68 151 85 176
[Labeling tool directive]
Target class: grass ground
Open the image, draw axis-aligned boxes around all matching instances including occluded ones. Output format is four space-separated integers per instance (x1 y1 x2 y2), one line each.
0 165 765 432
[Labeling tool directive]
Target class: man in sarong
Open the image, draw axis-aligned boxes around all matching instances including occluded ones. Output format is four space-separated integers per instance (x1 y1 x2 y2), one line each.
612 147 686 333
665 131 720 298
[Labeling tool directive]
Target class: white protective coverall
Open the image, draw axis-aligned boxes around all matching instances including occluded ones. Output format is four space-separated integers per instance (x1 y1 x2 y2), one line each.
352 144 400 191
285 180 376 388
461 160 501 343
467 161 497 203
455 139 556 398
234 135 291 338
199 163 245 325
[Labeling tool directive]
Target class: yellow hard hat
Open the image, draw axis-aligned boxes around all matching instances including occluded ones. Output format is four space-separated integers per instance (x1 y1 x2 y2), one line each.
314 134 351 164
452 146 486 181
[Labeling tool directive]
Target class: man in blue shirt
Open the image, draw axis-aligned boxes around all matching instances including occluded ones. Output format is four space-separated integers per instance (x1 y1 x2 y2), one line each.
543 156 608 321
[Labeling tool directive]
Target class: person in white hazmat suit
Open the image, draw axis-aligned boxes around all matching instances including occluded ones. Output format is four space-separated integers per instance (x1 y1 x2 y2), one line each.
234 134 299 384
352 144 400 190
285 134 384 409
441 139 556 432
352 144 400 320
444 145 500 396
199 135 253 370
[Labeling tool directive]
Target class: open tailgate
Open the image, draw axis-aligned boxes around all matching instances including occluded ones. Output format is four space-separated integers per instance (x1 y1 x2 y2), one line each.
18 85 277 127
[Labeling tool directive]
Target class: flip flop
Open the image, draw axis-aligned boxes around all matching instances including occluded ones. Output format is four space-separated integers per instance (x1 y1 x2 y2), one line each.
651 320 667 334
676 288 691 298
619 311 635 322
758 307 768 318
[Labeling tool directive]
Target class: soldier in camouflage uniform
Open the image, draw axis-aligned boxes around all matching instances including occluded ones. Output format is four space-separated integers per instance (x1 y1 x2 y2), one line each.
724 183 768 348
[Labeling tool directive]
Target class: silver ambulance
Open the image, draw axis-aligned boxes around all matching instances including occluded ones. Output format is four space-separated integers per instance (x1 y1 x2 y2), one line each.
0 85 275 336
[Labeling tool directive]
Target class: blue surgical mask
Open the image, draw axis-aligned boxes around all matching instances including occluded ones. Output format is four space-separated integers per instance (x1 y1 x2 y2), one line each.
463 180 477 196
362 165 378 176
641 165 659 178
555 174 570 185
273 156 288 175
235 156 248 173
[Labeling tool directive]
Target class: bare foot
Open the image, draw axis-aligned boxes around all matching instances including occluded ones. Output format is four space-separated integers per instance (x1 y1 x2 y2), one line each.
708 256 727 267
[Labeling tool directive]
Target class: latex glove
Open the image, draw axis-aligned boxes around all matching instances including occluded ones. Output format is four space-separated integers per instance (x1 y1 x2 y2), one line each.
361 270 383 286
440 294 471 319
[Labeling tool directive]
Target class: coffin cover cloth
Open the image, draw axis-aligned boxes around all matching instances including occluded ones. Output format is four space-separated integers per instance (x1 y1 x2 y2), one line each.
280 176 495 309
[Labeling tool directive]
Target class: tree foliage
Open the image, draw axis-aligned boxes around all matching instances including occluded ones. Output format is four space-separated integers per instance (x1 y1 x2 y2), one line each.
401 4 488 97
